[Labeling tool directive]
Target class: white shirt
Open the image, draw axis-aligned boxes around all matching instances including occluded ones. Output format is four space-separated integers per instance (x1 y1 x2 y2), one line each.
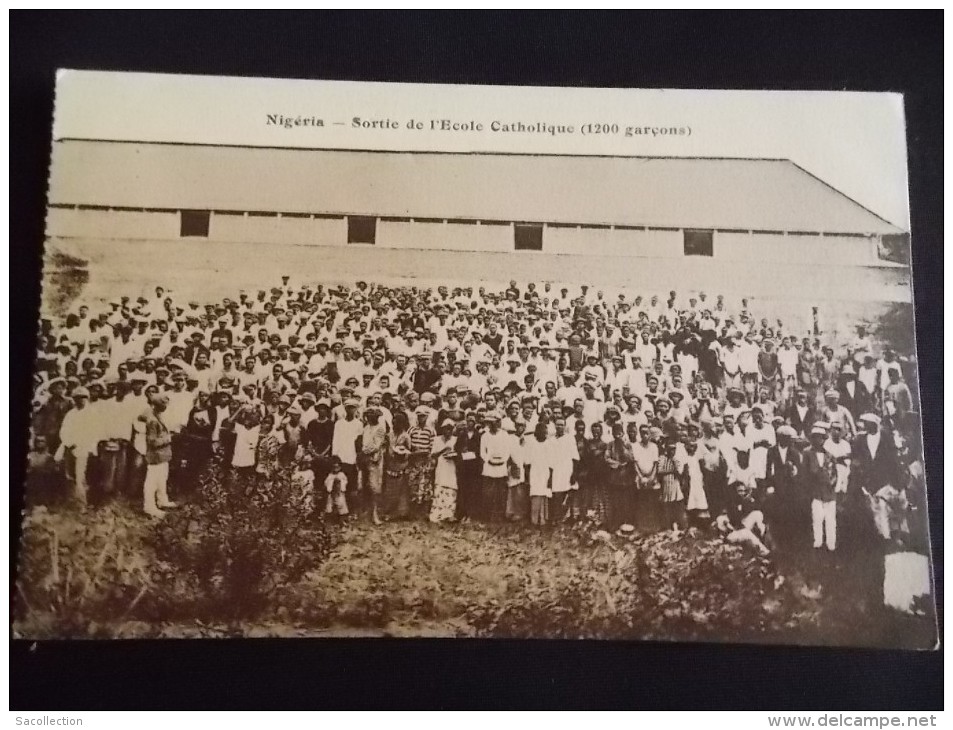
523 437 555 497
232 423 259 468
332 417 363 465
824 437 852 493
58 406 100 456
480 429 512 479
748 423 776 480
550 433 580 493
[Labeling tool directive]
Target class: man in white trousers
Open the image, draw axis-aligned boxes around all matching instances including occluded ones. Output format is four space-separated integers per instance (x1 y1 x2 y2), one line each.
141 393 177 518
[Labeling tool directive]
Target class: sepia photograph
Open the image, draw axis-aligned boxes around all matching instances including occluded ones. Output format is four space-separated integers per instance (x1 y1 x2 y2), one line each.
14 72 936 648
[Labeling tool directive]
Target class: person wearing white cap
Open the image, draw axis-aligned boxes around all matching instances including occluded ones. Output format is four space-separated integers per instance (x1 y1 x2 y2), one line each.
332 398 362 503
821 388 857 441
55 386 98 504
851 412 903 497
804 426 838 551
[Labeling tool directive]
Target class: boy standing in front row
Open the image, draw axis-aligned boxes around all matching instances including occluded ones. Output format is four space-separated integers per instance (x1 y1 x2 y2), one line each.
324 457 349 520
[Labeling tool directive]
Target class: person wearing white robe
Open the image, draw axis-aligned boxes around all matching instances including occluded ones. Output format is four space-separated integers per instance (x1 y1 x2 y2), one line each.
523 423 555 526
747 407 776 482
550 419 580 522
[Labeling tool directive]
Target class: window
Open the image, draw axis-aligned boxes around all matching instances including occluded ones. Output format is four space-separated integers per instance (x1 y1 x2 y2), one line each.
683 229 713 256
348 216 377 244
514 224 543 251
878 233 910 265
180 209 210 237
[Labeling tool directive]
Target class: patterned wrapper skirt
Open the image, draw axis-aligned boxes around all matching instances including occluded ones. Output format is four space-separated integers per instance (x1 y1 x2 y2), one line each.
429 485 458 522
408 455 434 506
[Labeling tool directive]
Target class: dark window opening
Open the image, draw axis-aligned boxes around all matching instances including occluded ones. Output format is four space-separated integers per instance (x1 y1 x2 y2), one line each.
515 224 543 251
878 233 910 265
180 209 210 237
683 229 713 257
348 216 377 244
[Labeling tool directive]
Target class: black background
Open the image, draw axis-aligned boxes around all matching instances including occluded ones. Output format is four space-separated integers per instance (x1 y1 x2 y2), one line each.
9 11 944 710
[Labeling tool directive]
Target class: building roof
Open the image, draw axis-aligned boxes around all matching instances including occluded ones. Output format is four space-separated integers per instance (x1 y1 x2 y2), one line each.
48 141 904 235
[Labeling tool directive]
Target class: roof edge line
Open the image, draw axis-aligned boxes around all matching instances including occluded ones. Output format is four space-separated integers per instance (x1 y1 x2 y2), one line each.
785 159 906 233
53 137 793 163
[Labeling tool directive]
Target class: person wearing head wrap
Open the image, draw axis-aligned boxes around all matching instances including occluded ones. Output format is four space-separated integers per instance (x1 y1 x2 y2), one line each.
429 419 460 523
381 410 413 520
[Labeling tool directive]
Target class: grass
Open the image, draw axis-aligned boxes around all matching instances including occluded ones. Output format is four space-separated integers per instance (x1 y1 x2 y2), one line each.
13 503 937 646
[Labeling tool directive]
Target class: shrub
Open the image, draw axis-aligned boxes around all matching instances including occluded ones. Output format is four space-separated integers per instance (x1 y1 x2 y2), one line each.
150 458 337 622
467 528 802 642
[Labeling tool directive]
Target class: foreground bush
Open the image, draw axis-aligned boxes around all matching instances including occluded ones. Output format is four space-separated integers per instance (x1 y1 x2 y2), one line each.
150 460 336 622
467 527 803 642
15 460 336 636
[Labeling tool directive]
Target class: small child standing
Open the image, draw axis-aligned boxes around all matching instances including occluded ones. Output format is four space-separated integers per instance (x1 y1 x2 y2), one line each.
291 455 316 514
658 439 685 533
324 457 349 519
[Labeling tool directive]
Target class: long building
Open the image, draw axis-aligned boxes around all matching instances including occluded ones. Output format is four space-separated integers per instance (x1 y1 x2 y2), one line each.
45 140 911 308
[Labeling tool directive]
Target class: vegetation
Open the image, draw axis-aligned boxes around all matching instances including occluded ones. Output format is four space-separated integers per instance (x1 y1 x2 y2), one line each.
13 495 935 646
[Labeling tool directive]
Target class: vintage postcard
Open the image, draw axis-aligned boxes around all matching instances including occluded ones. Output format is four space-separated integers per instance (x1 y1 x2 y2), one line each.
15 71 935 647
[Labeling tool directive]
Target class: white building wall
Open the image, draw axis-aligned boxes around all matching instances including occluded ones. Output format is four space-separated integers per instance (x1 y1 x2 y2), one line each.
544 227 682 257
716 231 874 265
377 220 513 252
46 208 180 240
208 214 346 246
